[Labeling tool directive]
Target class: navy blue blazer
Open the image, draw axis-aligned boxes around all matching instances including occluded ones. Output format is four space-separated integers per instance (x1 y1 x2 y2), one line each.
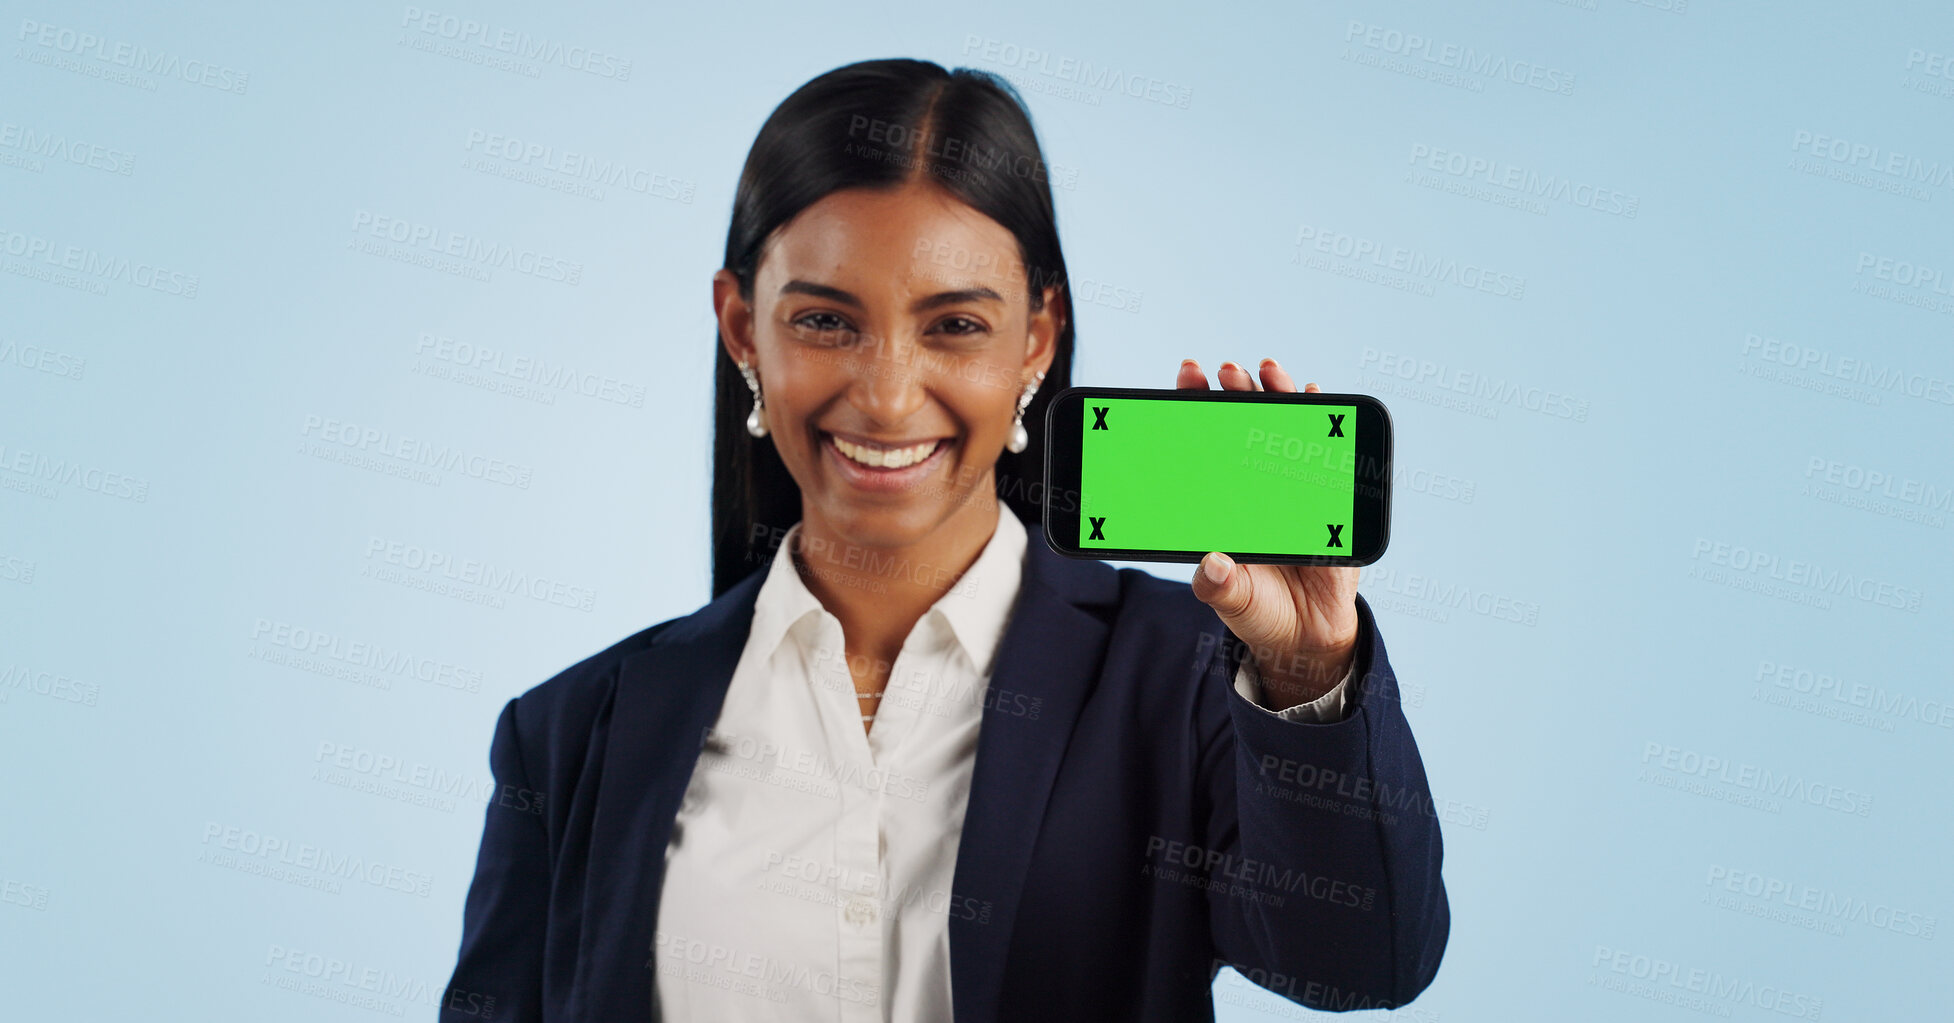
440 521 1448 1022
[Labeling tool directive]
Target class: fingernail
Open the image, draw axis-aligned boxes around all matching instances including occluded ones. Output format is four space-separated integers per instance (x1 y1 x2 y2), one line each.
1201 552 1233 585
1259 357 1276 369
1219 361 1241 374
1180 358 1196 368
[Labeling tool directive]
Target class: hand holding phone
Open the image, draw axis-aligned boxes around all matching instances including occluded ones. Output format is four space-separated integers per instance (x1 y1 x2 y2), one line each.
1047 358 1375 706
1188 359 1364 705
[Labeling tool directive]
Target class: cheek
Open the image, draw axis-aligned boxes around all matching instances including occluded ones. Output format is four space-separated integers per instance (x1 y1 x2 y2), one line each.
964 361 1031 423
948 388 1013 437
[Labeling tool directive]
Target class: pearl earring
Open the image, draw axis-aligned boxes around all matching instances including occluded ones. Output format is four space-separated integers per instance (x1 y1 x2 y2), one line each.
738 358 767 438
1005 371 1045 454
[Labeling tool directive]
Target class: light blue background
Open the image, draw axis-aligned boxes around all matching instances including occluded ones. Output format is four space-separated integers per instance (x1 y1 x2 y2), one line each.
4 1 1949 1019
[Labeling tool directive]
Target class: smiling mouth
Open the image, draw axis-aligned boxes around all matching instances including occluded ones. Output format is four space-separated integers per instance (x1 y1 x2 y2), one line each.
820 431 951 470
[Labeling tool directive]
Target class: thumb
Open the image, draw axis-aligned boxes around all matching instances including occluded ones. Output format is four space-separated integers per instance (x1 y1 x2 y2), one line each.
1192 551 1254 625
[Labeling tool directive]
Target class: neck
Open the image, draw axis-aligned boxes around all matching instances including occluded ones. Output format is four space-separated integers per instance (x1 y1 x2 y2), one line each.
792 484 1001 662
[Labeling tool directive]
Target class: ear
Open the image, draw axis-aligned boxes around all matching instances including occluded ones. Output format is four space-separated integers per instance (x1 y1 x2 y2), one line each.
713 268 757 366
1024 283 1066 378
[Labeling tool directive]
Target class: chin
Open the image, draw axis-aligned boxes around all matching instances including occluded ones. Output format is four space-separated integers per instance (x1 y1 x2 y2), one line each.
818 504 942 550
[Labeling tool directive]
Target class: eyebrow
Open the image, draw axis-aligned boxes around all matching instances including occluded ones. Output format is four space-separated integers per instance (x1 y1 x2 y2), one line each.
779 279 1004 312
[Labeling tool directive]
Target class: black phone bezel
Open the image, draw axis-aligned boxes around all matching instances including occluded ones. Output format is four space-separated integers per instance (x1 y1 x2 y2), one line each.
1041 386 1393 566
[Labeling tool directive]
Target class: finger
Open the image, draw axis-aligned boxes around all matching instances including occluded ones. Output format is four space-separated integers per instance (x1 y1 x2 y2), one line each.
1258 357 1298 393
1216 361 1261 391
1304 381 1321 394
1191 550 1255 621
1177 358 1210 390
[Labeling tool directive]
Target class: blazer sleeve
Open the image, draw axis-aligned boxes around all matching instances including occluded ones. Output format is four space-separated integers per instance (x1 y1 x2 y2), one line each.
440 697 551 1022
1196 593 1449 1010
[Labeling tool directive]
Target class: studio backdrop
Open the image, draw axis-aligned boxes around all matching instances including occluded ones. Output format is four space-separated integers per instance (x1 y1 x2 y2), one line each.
3 1 1949 1019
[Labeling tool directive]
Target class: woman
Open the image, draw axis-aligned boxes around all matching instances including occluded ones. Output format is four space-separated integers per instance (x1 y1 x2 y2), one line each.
441 58 1448 1023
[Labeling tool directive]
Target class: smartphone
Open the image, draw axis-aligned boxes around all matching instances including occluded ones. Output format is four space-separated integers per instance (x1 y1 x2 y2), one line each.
1042 386 1392 566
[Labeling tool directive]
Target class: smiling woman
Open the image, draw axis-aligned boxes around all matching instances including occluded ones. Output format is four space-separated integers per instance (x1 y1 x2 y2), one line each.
719 184 1053 537
441 57 1448 1023
712 181 1060 725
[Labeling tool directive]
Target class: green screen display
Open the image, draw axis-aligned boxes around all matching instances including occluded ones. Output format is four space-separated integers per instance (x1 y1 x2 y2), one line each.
1078 397 1358 556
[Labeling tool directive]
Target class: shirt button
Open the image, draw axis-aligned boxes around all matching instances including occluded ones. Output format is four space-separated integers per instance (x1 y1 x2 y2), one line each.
844 898 878 927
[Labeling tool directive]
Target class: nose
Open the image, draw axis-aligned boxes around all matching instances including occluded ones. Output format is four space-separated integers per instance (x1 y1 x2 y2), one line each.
844 334 930 425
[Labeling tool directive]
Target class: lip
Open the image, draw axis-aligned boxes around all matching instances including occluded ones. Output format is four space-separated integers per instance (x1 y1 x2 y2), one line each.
823 429 950 449
818 430 953 493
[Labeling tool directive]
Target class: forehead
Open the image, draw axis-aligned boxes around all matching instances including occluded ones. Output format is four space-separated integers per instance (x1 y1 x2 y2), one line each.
757 183 1023 296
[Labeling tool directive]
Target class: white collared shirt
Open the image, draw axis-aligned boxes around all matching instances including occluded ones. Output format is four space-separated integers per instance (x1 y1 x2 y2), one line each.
651 504 1349 1022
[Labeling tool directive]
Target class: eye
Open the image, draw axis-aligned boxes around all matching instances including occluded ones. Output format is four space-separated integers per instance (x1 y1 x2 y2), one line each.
791 311 857 344
931 315 989 338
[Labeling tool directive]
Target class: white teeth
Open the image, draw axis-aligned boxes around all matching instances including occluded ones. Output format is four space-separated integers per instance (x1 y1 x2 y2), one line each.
832 435 940 469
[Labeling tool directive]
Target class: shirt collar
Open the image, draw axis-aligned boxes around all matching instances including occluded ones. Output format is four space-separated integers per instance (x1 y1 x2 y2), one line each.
746 503 1028 677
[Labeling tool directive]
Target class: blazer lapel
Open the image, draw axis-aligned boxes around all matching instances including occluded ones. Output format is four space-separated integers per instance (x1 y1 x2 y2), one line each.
950 523 1120 1023
571 521 1120 1023
575 566 764 1021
